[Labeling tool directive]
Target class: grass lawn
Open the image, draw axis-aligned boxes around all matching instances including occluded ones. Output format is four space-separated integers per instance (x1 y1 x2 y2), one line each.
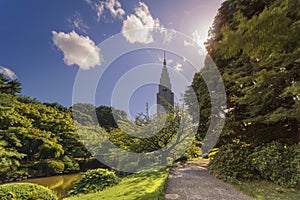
233 180 300 200
64 169 169 200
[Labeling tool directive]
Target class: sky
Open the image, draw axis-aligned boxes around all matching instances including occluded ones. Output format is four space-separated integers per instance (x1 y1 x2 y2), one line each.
0 0 224 117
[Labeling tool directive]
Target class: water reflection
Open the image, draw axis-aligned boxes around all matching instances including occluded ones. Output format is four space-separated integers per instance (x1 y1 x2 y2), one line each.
23 173 82 199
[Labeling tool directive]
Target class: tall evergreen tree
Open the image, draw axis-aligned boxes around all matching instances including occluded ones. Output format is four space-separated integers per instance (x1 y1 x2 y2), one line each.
186 0 300 146
0 74 21 95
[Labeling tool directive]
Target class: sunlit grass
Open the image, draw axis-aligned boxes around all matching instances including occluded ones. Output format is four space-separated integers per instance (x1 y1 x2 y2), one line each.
233 180 300 200
64 169 169 200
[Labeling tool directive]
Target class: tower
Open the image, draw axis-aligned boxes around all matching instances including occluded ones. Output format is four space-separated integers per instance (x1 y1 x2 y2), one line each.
157 52 174 114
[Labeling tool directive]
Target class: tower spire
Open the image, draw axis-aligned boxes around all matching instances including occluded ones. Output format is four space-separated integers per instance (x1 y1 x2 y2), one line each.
157 51 174 114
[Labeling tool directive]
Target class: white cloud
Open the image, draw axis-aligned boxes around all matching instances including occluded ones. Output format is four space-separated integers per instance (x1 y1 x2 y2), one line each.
184 40 193 47
184 30 206 55
121 2 175 44
158 27 176 43
174 62 183 72
86 0 125 22
105 0 125 19
192 30 206 50
122 2 159 44
0 66 17 80
52 30 103 70
67 12 89 33
96 3 105 21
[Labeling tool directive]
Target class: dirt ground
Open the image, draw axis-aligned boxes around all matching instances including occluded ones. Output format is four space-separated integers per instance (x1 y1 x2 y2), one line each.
164 160 254 200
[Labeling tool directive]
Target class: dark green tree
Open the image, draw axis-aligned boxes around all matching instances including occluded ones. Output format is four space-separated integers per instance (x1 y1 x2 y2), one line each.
186 0 300 147
0 74 21 95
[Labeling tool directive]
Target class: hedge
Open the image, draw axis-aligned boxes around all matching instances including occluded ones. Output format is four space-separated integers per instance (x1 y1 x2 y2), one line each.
0 183 58 200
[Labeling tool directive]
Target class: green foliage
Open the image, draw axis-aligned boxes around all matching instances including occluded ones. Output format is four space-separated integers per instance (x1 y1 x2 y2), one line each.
209 142 300 188
184 72 211 141
250 142 284 181
70 168 119 195
186 0 300 148
62 156 80 173
251 142 300 188
0 183 58 200
101 107 196 169
0 74 22 95
0 91 89 179
0 135 25 181
200 0 300 189
179 140 202 161
31 160 65 177
186 0 299 172
64 169 169 200
72 103 127 130
208 143 258 181
283 144 300 188
96 106 127 131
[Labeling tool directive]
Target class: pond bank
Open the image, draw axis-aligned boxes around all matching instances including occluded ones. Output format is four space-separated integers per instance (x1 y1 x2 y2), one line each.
21 173 82 199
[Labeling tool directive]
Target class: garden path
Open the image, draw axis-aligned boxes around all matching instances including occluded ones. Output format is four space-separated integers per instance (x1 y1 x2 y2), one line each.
164 160 254 200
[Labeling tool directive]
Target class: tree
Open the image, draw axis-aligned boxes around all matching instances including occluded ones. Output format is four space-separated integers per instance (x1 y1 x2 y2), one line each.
0 92 89 178
72 103 127 131
186 0 300 147
0 74 21 95
0 132 25 180
103 106 197 169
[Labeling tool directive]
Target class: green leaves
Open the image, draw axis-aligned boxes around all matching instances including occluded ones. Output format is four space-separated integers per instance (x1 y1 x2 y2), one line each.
250 142 300 188
189 0 300 188
188 0 300 145
0 74 21 95
209 142 300 188
70 169 119 195
0 183 58 200
0 92 88 180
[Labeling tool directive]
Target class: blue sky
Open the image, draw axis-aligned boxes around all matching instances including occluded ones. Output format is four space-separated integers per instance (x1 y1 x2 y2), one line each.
0 0 223 117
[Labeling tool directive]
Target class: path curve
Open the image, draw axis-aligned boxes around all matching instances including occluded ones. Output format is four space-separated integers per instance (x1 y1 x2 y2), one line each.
164 160 254 200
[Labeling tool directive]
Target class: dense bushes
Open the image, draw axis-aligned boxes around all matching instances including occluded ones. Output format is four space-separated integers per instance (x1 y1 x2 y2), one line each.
209 142 300 188
70 168 119 195
208 143 258 181
250 142 285 182
0 92 91 180
31 159 65 177
0 183 58 200
282 144 300 188
62 156 80 173
251 142 300 188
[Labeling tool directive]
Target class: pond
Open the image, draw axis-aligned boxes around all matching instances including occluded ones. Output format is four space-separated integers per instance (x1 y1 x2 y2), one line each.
23 173 82 199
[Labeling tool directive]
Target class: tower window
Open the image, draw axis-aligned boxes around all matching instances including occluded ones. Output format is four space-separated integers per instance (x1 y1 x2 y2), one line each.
162 88 168 92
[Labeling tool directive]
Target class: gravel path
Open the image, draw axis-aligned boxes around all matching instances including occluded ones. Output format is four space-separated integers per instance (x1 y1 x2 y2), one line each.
164 160 254 200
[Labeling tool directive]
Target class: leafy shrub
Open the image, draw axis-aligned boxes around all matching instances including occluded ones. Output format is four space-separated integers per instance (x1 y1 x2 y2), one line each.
31 159 65 176
282 143 300 188
70 168 119 195
179 141 202 161
208 143 258 181
250 141 284 181
209 141 300 189
251 142 300 188
62 156 80 173
0 183 58 200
